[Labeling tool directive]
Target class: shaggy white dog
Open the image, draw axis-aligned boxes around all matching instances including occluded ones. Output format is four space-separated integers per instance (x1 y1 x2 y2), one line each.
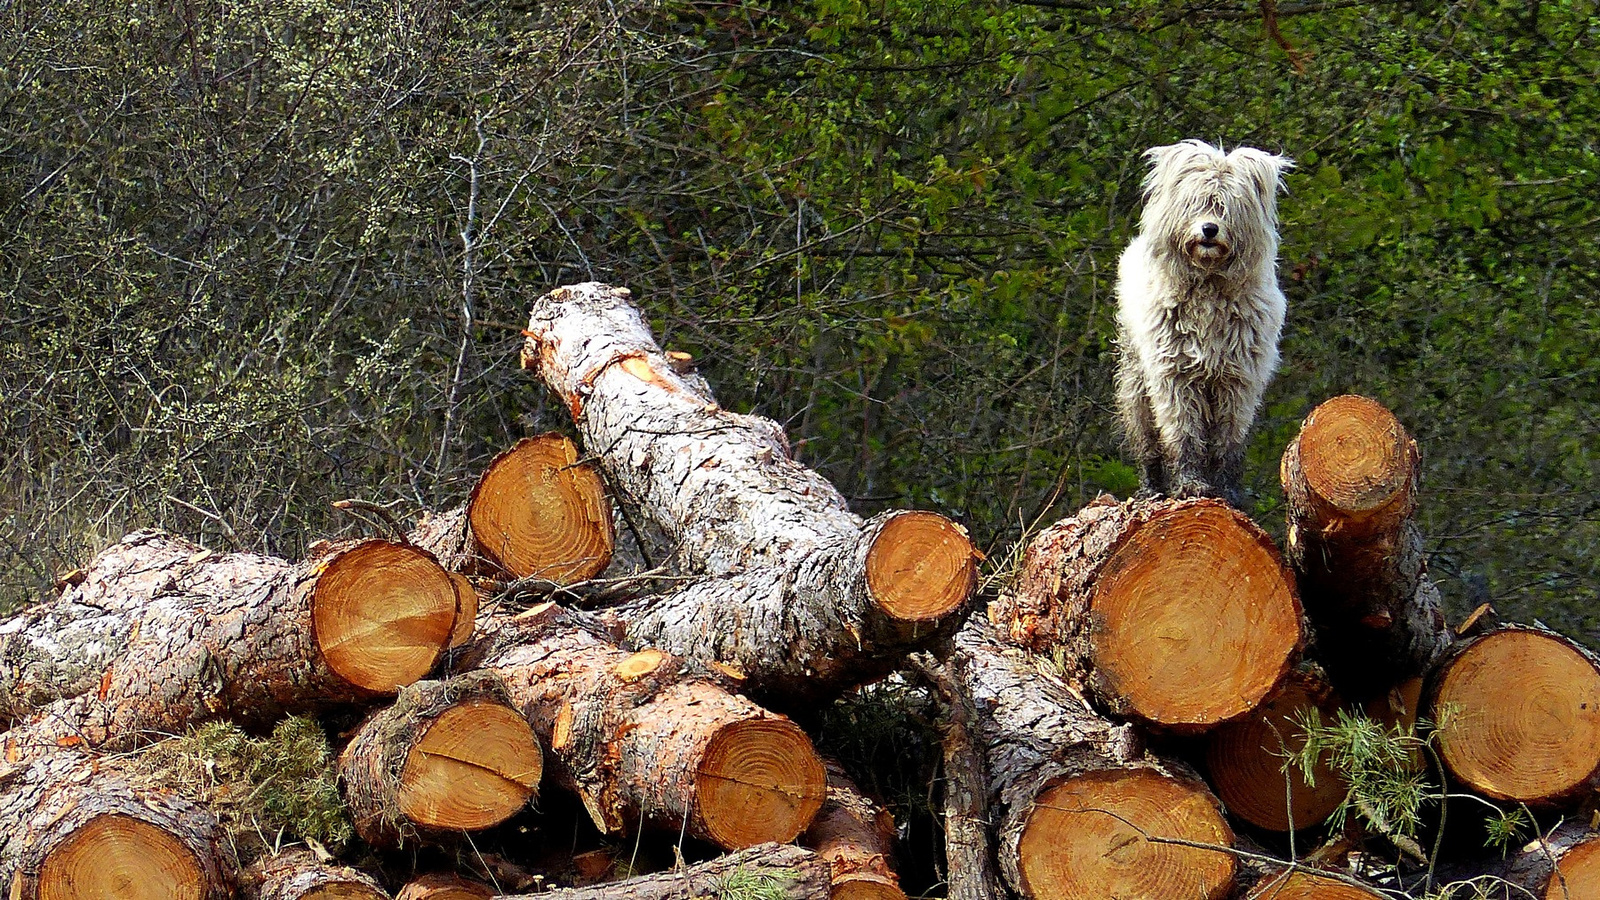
1115 140 1293 504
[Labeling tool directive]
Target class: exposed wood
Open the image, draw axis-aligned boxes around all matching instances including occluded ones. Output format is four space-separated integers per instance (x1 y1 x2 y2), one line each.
397 873 493 900
1205 669 1348 832
0 531 459 751
1243 869 1385 899
947 618 1236 900
1281 395 1451 700
240 849 387 900
520 283 976 703
1425 625 1600 804
339 673 542 848
468 603 826 849
409 434 613 584
988 495 1303 730
1503 822 1600 900
493 843 831 900
0 747 233 900
802 760 907 900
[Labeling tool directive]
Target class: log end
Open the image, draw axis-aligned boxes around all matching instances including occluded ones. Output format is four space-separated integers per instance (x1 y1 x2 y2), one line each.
1245 870 1385 899
1288 395 1416 521
1206 672 1348 832
831 873 909 900
1433 629 1600 803
865 511 976 622
397 699 543 831
1017 768 1235 900
313 541 458 693
446 572 478 650
1547 836 1600 899
38 814 210 900
396 873 493 900
467 434 614 583
696 717 827 848
1091 500 1302 728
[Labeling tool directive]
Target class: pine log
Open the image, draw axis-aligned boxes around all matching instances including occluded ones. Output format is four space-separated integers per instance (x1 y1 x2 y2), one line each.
947 617 1236 900
0 747 234 900
1243 869 1385 899
0 531 460 749
1205 669 1348 832
1498 821 1600 900
520 282 976 702
911 654 1006 900
409 434 613 584
1425 626 1600 805
340 672 543 848
493 843 831 900
469 603 827 849
801 761 907 900
1281 395 1451 700
988 495 1303 730
397 874 493 900
241 850 387 900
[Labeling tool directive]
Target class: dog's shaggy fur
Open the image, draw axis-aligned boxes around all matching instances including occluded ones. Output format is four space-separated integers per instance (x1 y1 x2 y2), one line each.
1115 140 1293 504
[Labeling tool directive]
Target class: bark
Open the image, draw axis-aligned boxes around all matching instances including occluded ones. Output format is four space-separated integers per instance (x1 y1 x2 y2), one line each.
340 672 542 848
801 760 907 900
0 746 234 900
988 495 1303 730
241 849 387 900
520 282 976 703
493 843 831 900
0 530 460 750
397 873 493 900
467 603 826 849
947 617 1236 900
1281 395 1451 700
1439 821 1600 900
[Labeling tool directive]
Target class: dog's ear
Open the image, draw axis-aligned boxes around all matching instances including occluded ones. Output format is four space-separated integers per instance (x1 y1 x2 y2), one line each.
1229 147 1294 201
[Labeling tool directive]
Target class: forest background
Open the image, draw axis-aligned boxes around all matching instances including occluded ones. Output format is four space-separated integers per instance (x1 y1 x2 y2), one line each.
2 1 1595 647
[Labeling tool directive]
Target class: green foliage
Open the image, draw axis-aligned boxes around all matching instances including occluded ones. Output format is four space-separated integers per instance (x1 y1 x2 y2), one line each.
715 867 798 900
1293 707 1434 841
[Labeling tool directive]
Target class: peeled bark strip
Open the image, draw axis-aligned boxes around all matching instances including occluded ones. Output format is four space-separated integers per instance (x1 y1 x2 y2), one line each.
802 761 907 900
989 495 1302 730
948 618 1236 900
241 849 387 900
1281 395 1451 699
397 873 493 900
340 672 543 848
1243 869 1385 899
1205 669 1348 832
472 604 826 849
0 748 233 900
1425 626 1600 804
520 283 976 701
497 843 831 900
0 531 460 749
409 434 613 584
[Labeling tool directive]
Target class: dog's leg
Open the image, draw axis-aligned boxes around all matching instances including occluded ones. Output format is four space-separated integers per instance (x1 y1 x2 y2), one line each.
1116 348 1166 496
1149 368 1216 500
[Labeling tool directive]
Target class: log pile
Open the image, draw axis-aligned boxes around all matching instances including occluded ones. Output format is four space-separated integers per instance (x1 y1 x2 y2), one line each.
3 283 1596 900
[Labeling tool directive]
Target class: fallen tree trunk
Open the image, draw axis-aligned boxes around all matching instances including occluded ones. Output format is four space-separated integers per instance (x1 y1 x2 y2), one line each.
802 760 907 900
241 849 387 900
340 672 543 849
1425 625 1600 805
469 603 826 849
0 530 461 749
1281 395 1451 700
988 495 1303 731
519 282 976 703
947 617 1236 900
0 746 235 900
494 843 831 900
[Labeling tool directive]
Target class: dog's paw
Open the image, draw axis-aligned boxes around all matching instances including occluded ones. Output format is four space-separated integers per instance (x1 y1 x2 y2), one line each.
1132 486 1165 501
1168 477 1222 501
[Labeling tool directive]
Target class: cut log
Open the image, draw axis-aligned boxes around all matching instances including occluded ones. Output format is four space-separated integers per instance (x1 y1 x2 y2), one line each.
494 843 832 900
469 603 826 849
0 747 233 900
340 672 543 848
1504 822 1600 900
1281 395 1451 699
1425 626 1600 804
1243 869 1385 899
947 618 1236 900
409 435 613 583
0 531 460 749
988 495 1302 730
520 283 976 703
396 874 492 900
241 849 387 900
1205 669 1348 832
801 761 907 900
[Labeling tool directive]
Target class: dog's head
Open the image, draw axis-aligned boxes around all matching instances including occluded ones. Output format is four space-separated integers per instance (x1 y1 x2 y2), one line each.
1139 140 1293 272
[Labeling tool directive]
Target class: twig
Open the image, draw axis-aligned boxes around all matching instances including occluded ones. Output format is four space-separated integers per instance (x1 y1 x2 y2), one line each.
330 499 409 542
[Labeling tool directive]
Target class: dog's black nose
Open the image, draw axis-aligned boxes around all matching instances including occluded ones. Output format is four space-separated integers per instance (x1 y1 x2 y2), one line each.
1201 222 1220 240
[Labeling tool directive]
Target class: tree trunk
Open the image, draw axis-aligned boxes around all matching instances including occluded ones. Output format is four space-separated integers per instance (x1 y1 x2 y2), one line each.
397 873 493 900
340 672 543 849
0 747 234 900
988 495 1303 731
1425 625 1600 805
0 530 461 749
240 849 387 900
519 282 976 704
1281 395 1451 700
494 843 831 900
947 617 1237 900
408 434 614 584
468 603 827 849
802 761 907 900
